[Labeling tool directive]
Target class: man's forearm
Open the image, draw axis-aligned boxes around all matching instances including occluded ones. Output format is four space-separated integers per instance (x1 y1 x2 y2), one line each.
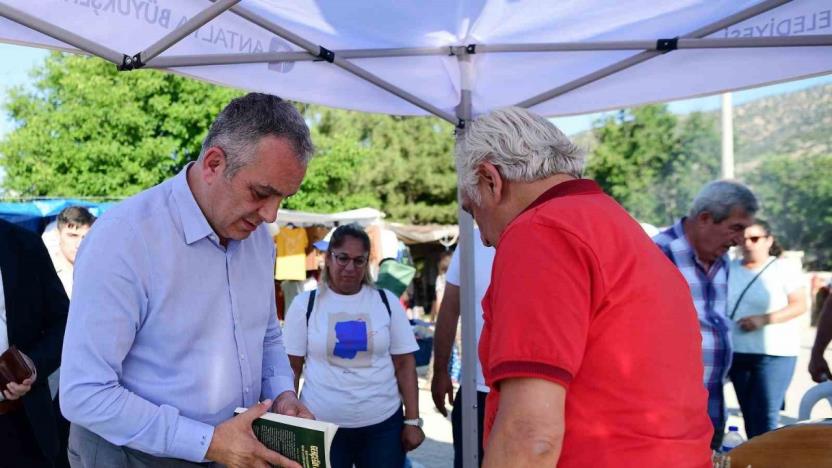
812 296 832 357
432 285 461 375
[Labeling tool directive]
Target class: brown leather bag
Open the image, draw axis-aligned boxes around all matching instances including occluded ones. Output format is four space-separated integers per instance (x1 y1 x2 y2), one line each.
0 346 35 389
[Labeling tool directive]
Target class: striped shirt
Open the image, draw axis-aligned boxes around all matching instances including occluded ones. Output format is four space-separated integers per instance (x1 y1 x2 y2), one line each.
654 219 731 434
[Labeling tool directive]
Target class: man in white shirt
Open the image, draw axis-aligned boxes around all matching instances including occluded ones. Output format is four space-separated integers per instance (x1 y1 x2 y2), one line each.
431 230 494 468
50 206 95 297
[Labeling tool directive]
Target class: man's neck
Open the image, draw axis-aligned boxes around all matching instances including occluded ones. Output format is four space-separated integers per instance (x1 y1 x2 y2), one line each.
185 163 228 247
682 217 714 271
508 174 576 215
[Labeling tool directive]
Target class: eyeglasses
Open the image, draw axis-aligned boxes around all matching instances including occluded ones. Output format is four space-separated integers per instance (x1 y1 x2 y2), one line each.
744 235 768 243
331 252 368 268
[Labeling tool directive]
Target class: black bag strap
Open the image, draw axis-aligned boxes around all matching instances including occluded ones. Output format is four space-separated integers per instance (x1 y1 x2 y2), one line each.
729 259 776 321
305 289 317 325
377 288 392 317
305 288 391 325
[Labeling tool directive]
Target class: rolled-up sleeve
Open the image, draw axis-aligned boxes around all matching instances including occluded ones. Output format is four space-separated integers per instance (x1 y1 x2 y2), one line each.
59 217 214 462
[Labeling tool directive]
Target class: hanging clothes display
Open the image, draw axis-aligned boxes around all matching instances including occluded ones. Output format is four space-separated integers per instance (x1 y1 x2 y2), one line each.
274 226 308 281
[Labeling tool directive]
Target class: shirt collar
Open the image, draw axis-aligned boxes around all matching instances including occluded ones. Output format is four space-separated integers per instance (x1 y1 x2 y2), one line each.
171 163 215 245
521 178 603 215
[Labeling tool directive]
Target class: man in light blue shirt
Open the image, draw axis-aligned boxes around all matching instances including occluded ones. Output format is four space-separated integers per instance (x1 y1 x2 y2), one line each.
60 93 314 468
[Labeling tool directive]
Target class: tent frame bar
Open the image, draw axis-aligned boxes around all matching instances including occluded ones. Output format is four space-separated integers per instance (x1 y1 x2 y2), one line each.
516 0 792 109
222 2 457 124
138 0 241 66
142 35 832 69
0 1 123 64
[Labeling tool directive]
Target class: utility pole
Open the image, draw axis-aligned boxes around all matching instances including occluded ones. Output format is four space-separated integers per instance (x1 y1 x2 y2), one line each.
721 92 735 179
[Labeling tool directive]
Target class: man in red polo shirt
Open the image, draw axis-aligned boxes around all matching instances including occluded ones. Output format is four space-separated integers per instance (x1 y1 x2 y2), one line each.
455 107 712 467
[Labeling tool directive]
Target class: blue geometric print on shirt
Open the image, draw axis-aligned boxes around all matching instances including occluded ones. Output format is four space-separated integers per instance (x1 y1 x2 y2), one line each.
333 321 368 359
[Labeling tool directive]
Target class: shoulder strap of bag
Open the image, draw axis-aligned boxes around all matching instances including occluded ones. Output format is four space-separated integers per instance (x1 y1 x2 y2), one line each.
729 259 776 320
377 288 392 317
305 289 317 325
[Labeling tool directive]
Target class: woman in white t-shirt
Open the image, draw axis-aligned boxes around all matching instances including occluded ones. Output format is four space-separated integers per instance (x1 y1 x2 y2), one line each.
728 220 807 439
283 224 423 468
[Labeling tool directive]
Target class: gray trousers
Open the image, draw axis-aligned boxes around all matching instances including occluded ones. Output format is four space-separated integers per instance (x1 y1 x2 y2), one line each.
68 424 220 468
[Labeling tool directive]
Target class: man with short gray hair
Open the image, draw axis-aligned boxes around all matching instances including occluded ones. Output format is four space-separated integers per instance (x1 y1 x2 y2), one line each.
458 107 712 467
61 93 314 468
654 179 758 450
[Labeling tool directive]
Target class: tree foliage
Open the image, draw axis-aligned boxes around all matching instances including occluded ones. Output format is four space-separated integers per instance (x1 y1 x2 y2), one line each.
0 53 459 223
586 104 720 226
748 153 832 269
0 53 241 197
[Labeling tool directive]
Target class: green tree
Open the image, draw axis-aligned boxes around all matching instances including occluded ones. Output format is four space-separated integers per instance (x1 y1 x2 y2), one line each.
586 105 679 225
0 53 242 197
749 153 832 269
1 53 459 224
586 105 721 226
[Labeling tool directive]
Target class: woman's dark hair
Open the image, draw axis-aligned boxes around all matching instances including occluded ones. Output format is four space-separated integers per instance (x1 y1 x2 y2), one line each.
753 219 783 257
328 223 371 254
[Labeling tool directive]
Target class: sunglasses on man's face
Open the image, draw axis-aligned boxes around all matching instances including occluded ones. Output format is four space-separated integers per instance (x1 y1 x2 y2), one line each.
331 252 368 268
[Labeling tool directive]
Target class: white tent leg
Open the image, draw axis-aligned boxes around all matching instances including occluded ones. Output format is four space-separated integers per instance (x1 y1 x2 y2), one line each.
516 0 792 109
455 49 479 468
0 2 123 64
140 0 240 64
222 2 457 124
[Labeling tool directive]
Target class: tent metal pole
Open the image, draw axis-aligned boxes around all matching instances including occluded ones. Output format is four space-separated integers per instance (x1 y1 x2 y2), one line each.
146 34 832 69
515 0 792 109
141 0 240 64
223 2 457 124
0 2 123 64
146 52 317 68
455 48 479 468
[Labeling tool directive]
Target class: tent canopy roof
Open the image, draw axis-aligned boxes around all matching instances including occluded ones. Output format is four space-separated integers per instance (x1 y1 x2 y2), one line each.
1 0 829 122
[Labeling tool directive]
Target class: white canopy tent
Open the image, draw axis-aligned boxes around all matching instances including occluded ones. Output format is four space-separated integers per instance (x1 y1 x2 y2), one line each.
1 1 831 465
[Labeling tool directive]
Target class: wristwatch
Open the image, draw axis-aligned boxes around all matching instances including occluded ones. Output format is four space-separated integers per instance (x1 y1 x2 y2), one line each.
403 418 424 428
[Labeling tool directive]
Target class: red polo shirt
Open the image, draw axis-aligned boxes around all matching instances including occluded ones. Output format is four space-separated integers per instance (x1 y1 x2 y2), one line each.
480 179 712 467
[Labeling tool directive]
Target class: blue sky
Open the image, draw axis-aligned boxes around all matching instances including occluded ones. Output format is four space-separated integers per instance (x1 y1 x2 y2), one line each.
1 43 831 138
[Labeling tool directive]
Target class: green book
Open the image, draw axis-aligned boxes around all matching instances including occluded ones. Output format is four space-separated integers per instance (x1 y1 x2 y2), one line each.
234 408 338 468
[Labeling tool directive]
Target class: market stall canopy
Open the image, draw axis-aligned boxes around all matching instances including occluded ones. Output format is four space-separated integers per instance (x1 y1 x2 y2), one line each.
0 0 829 122
387 223 459 246
269 207 384 228
0 199 113 232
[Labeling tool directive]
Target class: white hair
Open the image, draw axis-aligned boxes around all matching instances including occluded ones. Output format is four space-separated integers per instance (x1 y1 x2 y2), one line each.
455 107 584 204
689 180 758 222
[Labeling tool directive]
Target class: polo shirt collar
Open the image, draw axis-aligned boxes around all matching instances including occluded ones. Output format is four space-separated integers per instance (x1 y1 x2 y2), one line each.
171 163 215 245
522 178 603 214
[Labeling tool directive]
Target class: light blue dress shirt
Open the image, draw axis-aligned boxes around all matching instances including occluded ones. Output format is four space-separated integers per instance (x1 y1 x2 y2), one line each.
60 165 295 462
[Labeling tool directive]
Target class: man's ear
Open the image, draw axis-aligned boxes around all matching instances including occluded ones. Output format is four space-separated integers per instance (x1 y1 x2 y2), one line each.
200 147 227 184
477 162 504 204
697 211 714 225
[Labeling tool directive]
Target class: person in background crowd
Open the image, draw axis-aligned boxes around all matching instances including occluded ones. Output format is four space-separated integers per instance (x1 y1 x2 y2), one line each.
727 220 806 438
284 224 424 468
431 230 493 468
0 219 69 467
654 179 758 450
60 93 314 468
49 206 95 468
430 251 452 323
809 286 832 383
51 206 96 297
456 107 712 467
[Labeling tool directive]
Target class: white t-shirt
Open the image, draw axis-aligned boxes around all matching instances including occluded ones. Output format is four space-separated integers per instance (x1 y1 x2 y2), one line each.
728 258 804 356
283 285 418 428
446 230 495 393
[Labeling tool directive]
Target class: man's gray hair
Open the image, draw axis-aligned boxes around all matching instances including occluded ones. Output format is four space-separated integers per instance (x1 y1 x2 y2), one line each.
689 180 759 222
455 107 584 204
198 93 314 178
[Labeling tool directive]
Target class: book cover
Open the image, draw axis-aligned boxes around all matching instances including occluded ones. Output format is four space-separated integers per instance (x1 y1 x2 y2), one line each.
234 407 338 468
